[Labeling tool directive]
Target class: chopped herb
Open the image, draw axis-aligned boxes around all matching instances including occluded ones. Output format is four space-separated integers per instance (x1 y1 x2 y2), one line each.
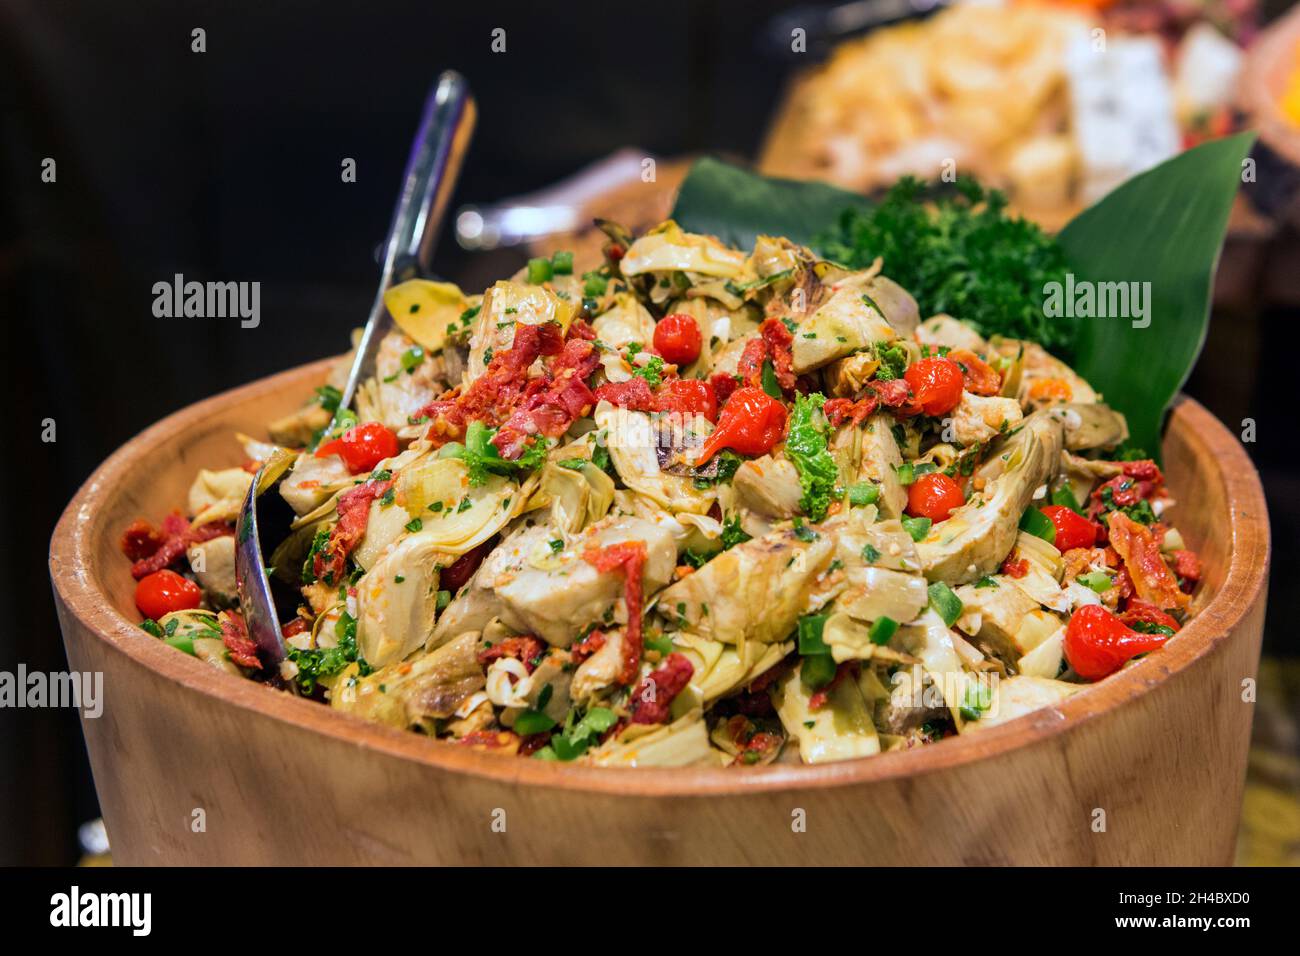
314 384 342 414
721 515 751 550
286 610 370 694
400 346 425 374
861 543 882 564
974 575 999 589
631 355 666 387
404 517 423 533
817 176 1074 356
792 517 819 542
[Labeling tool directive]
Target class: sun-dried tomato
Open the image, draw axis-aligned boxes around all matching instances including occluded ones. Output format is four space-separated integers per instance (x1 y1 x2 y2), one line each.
582 541 647 684
628 652 694 725
218 611 261 670
824 395 880 427
477 635 547 673
312 479 392 586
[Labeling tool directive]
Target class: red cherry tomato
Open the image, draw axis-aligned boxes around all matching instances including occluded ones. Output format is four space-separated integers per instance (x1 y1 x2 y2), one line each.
693 387 787 466
653 313 703 366
1064 604 1170 681
1041 504 1099 552
907 473 965 522
135 569 202 621
315 421 399 474
656 378 718 422
903 357 964 416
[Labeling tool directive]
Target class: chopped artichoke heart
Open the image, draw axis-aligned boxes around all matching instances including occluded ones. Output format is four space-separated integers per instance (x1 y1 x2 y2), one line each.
382 278 469 352
774 663 880 764
619 223 746 278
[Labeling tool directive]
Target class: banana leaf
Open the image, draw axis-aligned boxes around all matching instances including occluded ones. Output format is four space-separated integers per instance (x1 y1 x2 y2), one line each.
671 134 1255 455
1055 132 1255 453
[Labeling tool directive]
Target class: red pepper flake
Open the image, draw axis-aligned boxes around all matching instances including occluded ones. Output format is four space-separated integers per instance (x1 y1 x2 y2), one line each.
582 541 647 684
477 635 547 673
628 652 694 725
218 611 261 669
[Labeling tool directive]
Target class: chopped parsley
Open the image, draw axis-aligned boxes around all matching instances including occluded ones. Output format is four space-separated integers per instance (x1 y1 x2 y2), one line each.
785 392 840 523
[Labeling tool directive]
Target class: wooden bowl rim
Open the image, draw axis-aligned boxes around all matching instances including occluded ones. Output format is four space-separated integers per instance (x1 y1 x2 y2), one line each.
50 358 1270 798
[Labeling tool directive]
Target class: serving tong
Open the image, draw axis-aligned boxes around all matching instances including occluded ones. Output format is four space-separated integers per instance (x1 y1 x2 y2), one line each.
235 71 476 668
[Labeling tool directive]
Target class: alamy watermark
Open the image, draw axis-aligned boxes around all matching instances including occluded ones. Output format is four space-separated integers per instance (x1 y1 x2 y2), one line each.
0 666 102 718
1043 273 1151 329
152 273 260 328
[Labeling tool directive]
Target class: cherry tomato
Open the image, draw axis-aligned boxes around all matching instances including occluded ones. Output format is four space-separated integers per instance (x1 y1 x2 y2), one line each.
135 569 202 621
653 313 703 366
903 357 964 416
315 421 399 474
693 387 787 466
656 378 717 422
1064 604 1170 681
1041 504 1099 552
907 473 965 522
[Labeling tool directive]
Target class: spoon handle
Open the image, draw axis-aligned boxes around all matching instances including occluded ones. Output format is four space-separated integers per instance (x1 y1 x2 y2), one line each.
334 70 477 423
236 73 475 669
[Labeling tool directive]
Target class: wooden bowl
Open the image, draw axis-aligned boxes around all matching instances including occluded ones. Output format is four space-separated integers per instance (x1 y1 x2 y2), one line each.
50 360 1269 865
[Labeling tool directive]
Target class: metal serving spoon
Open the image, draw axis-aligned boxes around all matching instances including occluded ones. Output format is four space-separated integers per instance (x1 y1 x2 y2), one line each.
235 71 476 668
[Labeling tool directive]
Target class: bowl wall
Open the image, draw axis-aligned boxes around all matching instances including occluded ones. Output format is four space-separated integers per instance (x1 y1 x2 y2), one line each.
50 360 1269 864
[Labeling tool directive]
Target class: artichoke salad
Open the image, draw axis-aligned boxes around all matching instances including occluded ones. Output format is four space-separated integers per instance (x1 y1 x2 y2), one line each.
119 221 1203 767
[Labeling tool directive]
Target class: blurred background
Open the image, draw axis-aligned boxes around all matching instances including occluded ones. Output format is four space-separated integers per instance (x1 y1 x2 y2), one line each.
2 0 1297 864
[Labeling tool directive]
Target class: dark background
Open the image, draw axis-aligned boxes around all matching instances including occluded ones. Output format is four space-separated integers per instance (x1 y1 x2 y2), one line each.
1 0 1296 864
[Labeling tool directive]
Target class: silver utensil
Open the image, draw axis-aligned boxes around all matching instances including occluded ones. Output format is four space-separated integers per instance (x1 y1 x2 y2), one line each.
235 71 476 668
